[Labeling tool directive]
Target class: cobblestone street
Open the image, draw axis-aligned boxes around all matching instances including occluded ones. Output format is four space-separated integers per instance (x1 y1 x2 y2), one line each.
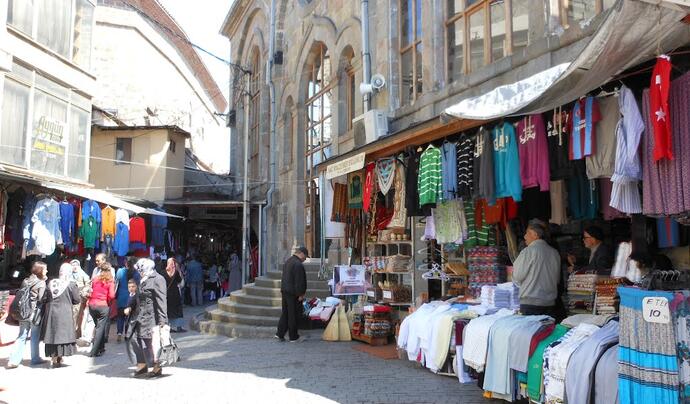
0 306 485 404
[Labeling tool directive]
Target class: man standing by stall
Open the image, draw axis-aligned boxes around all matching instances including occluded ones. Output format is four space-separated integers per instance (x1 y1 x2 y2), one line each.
512 220 561 316
276 247 308 343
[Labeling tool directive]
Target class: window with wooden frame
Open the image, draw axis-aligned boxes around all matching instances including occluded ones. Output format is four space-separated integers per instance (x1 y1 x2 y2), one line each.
560 0 614 29
249 49 261 178
399 0 422 105
304 43 333 257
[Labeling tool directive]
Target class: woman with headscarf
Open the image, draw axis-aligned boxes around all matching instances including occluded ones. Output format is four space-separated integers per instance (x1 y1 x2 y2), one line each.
69 259 90 339
228 251 242 294
160 257 185 332
42 263 81 367
128 258 168 378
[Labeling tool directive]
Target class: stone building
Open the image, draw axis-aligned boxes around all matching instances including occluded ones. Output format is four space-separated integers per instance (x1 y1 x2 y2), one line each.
220 0 623 273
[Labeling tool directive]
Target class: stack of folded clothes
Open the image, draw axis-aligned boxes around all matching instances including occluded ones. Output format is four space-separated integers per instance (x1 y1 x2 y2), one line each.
567 274 598 314
467 246 508 298
594 278 623 315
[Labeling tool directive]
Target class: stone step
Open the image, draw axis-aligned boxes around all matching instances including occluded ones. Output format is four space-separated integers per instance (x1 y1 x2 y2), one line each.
266 271 281 280
255 278 280 288
218 300 282 317
266 270 325 282
245 285 282 297
198 319 277 338
230 291 281 307
207 308 279 327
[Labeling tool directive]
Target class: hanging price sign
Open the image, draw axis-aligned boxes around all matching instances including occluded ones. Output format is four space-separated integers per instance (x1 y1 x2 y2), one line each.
642 296 671 324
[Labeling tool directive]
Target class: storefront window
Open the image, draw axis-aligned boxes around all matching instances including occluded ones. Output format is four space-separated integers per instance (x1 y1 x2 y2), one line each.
0 79 30 166
490 1 505 62
0 64 91 181
468 7 485 72
512 0 529 55
6 0 94 68
400 0 423 105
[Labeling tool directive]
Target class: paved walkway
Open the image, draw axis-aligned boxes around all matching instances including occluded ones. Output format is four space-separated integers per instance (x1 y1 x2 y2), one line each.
0 305 486 404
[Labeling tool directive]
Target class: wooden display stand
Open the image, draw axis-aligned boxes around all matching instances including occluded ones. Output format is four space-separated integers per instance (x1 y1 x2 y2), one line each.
351 332 390 346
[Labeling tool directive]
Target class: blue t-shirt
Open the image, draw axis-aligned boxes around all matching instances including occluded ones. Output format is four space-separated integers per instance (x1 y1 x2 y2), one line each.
115 267 140 308
186 260 204 283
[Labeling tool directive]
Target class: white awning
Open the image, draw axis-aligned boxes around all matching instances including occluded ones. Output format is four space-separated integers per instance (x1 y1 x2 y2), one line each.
444 0 690 120
42 182 183 219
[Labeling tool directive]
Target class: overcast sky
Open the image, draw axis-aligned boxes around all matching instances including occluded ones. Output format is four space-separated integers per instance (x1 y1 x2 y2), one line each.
160 0 234 101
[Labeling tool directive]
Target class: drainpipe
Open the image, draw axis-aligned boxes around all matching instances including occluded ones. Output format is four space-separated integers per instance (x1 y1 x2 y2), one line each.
361 0 372 112
261 0 277 276
241 75 250 285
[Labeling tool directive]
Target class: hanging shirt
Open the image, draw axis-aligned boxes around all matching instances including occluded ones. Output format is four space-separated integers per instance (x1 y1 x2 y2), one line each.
114 221 130 256
569 97 601 160
549 180 568 225
81 199 102 223
418 145 442 207
362 162 376 213
101 206 116 240
586 96 618 179
31 197 62 256
547 108 572 179
492 122 522 202
129 216 146 244
79 216 99 249
456 135 475 199
650 55 673 161
150 213 168 247
440 142 457 200
404 148 429 217
473 127 495 202
567 161 598 220
517 114 550 191
22 194 37 242
610 86 644 214
59 201 75 249
115 208 130 227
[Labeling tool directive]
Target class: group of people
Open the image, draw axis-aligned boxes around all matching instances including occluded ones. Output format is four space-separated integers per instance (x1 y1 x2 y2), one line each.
6 253 183 378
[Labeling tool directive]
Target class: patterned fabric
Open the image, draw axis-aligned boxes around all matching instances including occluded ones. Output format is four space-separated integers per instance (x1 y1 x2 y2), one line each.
642 71 690 215
570 96 601 160
376 158 396 195
618 286 679 404
418 146 442 206
363 163 376 213
650 55 673 161
457 135 475 199
388 163 407 228
671 291 690 401
347 171 363 209
433 199 467 244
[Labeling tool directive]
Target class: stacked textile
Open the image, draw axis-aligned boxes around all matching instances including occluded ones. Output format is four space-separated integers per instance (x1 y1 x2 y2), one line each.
496 282 519 309
467 246 507 298
462 308 515 372
480 284 516 309
618 287 679 404
595 278 623 315
567 273 598 313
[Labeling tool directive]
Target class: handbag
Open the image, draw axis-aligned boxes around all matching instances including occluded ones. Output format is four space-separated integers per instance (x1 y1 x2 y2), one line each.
157 326 180 366
109 299 118 319
31 303 43 327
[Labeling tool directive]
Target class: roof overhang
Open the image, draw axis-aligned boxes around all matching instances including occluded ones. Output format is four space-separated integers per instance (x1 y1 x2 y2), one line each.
92 124 191 139
163 199 265 207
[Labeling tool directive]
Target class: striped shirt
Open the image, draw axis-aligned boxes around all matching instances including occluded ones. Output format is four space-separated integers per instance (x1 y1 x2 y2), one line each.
569 97 601 160
610 86 644 214
418 145 442 207
457 135 475 199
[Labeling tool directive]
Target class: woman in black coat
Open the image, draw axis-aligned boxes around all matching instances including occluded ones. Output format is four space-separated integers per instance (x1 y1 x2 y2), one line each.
160 258 185 332
128 258 168 378
42 263 81 367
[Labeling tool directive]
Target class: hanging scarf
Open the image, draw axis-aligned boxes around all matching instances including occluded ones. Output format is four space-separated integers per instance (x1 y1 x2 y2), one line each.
376 158 396 195
388 163 407 228
49 263 73 299
363 163 376 213
347 171 363 209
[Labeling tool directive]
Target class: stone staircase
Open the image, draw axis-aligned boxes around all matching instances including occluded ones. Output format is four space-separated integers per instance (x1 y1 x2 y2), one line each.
199 261 330 338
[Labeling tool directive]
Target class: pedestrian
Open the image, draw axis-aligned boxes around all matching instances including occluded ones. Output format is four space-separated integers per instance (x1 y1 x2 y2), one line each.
207 260 220 301
88 263 115 357
42 263 81 368
512 219 561 316
185 255 203 306
6 261 48 369
160 257 186 332
69 259 91 339
276 246 308 343
115 257 140 342
128 258 168 378
228 251 242 294
91 253 115 279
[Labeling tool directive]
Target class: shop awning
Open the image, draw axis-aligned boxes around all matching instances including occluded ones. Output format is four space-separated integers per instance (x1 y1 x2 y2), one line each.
42 182 184 219
444 0 690 120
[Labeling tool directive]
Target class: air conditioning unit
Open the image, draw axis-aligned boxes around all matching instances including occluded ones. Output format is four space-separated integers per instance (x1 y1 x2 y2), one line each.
352 109 388 145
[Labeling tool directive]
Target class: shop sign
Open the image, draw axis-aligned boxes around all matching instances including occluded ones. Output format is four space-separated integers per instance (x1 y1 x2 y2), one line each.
325 152 365 179
382 290 392 300
333 265 369 296
642 296 670 324
33 116 66 155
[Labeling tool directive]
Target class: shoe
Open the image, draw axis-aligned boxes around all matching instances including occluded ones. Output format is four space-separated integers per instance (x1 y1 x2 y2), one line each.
6 364 18 369
177 328 187 333
148 365 162 378
274 334 285 342
30 359 48 366
289 336 306 343
133 366 148 378
170 328 178 333
117 334 123 343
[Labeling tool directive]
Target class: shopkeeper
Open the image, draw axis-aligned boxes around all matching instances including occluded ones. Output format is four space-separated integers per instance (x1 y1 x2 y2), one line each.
512 219 561 316
567 225 614 275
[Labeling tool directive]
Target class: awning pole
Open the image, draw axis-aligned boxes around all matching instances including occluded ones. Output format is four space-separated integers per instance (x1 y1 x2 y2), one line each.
241 75 251 286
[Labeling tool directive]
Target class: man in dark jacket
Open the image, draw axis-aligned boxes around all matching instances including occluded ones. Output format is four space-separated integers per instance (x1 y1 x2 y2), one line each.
567 225 614 275
276 247 308 342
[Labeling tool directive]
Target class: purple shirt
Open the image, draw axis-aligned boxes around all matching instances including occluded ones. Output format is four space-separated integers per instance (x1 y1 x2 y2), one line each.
517 114 550 191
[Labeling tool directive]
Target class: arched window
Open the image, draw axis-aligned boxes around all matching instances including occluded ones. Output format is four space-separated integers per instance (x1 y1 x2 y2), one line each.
304 43 333 257
249 48 261 179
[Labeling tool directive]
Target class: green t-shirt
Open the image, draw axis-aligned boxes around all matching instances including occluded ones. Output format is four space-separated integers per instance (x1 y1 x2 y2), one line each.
527 324 569 402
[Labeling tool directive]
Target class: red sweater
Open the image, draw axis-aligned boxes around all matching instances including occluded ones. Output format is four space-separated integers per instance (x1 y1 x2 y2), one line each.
129 217 146 244
89 279 115 307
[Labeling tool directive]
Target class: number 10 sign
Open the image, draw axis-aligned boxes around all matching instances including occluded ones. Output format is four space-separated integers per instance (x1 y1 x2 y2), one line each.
642 297 671 324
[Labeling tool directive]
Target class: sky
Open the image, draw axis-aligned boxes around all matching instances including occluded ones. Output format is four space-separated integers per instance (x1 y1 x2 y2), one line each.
159 0 235 102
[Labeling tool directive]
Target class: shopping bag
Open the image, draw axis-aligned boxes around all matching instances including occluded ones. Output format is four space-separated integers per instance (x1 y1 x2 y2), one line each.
157 325 180 366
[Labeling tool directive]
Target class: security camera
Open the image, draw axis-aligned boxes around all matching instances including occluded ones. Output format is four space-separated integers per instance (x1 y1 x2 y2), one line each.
359 73 387 95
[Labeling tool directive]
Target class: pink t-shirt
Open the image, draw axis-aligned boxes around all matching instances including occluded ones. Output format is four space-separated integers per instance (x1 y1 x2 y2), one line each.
517 114 550 191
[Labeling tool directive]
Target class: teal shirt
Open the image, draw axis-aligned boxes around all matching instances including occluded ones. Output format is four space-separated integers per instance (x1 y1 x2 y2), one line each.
492 122 522 202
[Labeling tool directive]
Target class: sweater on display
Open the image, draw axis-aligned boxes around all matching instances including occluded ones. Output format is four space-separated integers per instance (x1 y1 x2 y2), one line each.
418 145 442 207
